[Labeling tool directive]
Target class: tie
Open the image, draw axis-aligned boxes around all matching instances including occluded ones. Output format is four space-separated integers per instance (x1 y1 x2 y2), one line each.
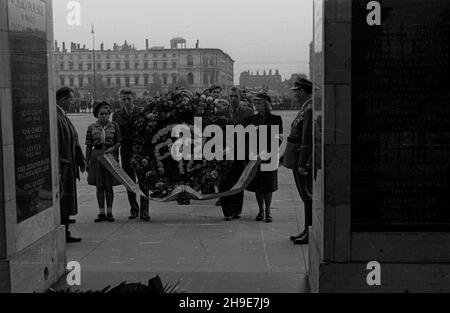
101 126 107 145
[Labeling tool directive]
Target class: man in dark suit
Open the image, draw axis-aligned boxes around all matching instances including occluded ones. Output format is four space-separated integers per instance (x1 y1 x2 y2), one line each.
288 79 313 245
112 88 150 221
56 87 86 243
220 87 255 221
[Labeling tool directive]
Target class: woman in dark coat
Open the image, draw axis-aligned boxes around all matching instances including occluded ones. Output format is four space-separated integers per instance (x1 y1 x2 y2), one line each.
86 102 122 223
244 93 283 223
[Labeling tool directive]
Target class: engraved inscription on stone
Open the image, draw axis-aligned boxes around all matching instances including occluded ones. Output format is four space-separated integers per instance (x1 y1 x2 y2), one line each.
351 0 450 231
8 0 53 223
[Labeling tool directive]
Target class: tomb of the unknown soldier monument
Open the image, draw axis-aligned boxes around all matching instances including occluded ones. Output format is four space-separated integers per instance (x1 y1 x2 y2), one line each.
309 0 450 292
0 0 65 293
0 0 449 295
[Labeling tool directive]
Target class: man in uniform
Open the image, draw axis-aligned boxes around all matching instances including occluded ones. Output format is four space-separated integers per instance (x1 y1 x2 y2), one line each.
56 87 86 243
287 79 313 245
112 88 150 221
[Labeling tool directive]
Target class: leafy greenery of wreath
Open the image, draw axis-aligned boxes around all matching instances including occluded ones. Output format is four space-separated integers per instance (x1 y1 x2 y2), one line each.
132 89 234 199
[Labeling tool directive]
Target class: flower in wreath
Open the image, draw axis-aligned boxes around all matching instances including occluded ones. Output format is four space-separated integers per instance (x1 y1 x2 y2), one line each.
132 90 234 200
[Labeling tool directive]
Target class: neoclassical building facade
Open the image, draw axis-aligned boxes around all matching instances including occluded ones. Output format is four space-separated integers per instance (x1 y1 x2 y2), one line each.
53 38 234 98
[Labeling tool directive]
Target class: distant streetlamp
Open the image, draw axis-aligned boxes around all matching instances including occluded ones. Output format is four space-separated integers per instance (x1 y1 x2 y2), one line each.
91 25 97 101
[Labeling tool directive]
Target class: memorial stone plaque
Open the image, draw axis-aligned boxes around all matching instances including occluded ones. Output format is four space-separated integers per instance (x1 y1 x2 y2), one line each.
313 0 324 216
351 0 450 231
7 0 53 223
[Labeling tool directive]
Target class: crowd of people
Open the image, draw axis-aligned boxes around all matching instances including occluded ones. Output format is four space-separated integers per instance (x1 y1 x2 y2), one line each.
56 78 313 246
60 98 93 113
61 92 300 114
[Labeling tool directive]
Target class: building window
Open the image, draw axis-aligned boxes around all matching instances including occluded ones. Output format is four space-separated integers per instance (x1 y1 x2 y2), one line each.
203 72 209 85
116 77 121 86
153 53 158 58
144 74 149 86
106 55 110 59
187 55 194 67
135 62 139 69
172 53 176 57
153 62 158 69
78 77 84 88
60 63 64 70
144 62 148 69
171 74 177 84
116 62 120 70
87 63 92 70
97 63 101 70
172 62 177 69
162 74 168 85
88 77 92 85
135 76 140 86
106 63 111 70
203 56 208 66
59 76 65 86
187 73 194 85
125 62 130 70
69 62 74 70
135 54 139 58
163 53 167 58
163 62 167 69
78 63 83 70
125 77 130 87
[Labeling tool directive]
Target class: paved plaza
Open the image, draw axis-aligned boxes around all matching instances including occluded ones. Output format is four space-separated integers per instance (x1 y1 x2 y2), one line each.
53 112 309 293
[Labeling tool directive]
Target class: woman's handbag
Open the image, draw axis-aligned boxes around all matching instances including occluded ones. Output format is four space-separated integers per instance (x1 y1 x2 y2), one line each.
282 140 301 170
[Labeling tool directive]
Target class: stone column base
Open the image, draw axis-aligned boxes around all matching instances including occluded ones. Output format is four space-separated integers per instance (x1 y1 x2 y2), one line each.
309 230 450 293
0 226 66 293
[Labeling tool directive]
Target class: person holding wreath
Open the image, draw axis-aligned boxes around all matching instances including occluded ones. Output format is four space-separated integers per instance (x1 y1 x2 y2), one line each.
86 102 123 223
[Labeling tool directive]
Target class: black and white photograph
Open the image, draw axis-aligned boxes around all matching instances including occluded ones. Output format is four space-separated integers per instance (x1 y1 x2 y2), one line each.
0 0 449 300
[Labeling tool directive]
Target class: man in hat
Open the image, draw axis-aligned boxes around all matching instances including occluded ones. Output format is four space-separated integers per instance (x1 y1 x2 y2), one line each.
56 87 86 243
112 88 151 222
288 78 313 245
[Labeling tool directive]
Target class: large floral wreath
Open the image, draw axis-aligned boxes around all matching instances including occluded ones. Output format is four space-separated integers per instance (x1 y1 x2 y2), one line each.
131 89 234 199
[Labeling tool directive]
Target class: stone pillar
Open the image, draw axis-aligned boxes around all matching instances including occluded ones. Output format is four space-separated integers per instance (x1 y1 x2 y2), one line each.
310 0 450 292
0 0 66 293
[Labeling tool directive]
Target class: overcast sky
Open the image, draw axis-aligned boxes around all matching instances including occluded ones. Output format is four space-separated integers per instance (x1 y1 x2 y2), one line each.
53 0 313 84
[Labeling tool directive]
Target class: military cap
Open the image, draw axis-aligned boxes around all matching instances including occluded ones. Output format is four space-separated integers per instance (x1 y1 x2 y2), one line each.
209 85 222 93
290 78 313 91
253 92 272 103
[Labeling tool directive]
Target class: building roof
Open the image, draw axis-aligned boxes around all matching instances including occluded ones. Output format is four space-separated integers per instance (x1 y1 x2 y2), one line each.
171 37 186 42
55 47 235 63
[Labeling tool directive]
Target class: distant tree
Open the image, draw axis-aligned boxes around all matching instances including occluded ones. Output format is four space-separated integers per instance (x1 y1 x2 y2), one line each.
91 75 119 100
168 77 188 93
149 73 163 96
